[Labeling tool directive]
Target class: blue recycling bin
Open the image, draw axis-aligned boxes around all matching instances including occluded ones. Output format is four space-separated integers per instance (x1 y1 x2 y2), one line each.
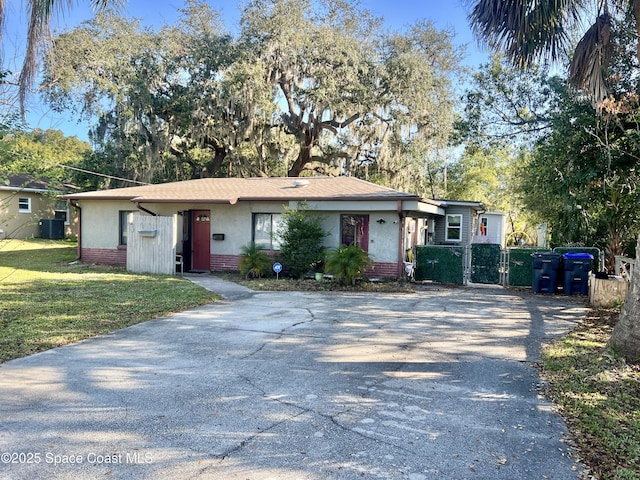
531 252 562 294
562 253 593 295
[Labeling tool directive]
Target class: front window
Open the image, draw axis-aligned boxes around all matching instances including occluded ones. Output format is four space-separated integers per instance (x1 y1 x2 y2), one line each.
446 214 462 242
18 197 31 213
252 213 282 250
119 211 134 246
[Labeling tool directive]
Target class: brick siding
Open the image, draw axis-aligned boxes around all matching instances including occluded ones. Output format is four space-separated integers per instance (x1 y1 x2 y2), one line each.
366 262 401 278
81 247 127 266
211 254 241 272
79 250 400 279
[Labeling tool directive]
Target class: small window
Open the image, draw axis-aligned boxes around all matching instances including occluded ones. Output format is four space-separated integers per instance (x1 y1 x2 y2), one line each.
18 197 31 213
479 217 488 236
119 211 134 246
55 200 69 224
446 214 462 242
252 213 282 250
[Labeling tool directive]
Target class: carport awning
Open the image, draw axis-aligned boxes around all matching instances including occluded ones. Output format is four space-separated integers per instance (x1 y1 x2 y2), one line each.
402 200 445 217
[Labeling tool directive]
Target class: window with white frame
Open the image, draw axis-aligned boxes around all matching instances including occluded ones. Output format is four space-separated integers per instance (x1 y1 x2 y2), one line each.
18 197 31 213
479 216 488 236
445 214 462 242
252 213 283 250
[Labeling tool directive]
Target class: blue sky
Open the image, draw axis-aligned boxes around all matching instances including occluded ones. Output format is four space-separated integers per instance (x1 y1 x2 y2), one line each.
5 0 489 140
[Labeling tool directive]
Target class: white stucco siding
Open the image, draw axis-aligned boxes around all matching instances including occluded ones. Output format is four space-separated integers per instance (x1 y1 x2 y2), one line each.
321 211 400 263
205 203 401 263
80 200 142 249
367 212 401 263
211 203 260 255
78 199 403 264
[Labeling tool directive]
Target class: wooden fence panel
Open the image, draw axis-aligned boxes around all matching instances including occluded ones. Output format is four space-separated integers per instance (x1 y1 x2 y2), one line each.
127 214 177 275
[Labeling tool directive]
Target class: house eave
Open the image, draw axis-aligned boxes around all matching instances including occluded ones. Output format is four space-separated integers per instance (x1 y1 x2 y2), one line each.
67 194 420 205
1 186 62 194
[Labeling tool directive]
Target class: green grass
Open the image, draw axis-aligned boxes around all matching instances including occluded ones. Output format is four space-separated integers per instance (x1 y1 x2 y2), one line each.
541 308 640 479
0 239 219 363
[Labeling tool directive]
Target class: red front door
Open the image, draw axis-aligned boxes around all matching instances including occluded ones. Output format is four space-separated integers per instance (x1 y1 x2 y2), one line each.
191 210 211 271
341 215 369 252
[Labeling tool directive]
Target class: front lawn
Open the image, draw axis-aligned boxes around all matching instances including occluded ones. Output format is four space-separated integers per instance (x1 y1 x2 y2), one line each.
0 239 219 363
541 308 640 479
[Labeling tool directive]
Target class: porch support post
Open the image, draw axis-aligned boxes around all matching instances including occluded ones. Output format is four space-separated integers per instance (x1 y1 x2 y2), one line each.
397 201 405 278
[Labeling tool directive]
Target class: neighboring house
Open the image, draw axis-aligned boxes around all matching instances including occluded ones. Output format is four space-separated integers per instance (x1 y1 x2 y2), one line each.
64 176 488 277
0 174 77 239
432 200 486 247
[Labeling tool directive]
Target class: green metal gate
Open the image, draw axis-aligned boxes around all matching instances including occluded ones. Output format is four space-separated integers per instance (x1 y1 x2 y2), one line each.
470 244 502 284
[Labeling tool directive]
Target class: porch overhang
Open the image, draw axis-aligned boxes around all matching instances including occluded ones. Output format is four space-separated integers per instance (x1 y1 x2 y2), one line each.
401 199 445 217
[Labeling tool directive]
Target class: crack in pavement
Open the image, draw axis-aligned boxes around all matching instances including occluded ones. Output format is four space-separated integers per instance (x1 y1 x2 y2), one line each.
205 370 421 473
238 308 317 359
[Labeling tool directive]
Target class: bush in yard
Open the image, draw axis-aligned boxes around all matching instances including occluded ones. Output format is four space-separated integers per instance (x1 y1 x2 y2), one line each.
276 203 327 279
239 242 272 278
325 244 373 286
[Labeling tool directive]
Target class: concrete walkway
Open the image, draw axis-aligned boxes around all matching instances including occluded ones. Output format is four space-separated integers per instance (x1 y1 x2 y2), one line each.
0 280 589 479
183 273 255 299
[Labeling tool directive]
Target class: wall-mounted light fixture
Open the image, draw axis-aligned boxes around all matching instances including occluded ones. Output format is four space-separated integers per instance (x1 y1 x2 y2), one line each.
376 218 386 224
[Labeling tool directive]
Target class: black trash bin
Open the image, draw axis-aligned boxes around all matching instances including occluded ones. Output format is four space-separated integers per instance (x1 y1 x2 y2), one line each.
531 252 562 294
562 253 593 295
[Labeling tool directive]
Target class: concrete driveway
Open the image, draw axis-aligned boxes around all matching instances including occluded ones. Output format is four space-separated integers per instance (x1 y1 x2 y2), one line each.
0 279 589 479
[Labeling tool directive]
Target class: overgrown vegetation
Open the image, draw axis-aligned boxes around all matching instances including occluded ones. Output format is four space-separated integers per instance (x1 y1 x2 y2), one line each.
0 239 219 363
541 308 640 479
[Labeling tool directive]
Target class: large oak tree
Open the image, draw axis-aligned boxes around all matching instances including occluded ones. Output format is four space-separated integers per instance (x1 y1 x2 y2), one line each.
41 0 463 196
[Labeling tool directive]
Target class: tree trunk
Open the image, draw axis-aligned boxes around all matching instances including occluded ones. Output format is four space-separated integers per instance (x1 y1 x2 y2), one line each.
609 231 640 361
288 133 314 177
636 0 640 67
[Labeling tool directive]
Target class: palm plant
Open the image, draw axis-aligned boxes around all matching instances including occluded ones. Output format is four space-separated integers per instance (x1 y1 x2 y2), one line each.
325 244 372 286
468 0 639 106
3 0 119 114
239 242 272 279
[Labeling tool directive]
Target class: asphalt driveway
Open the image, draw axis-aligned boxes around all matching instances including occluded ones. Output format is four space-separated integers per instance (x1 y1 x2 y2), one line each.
0 280 589 479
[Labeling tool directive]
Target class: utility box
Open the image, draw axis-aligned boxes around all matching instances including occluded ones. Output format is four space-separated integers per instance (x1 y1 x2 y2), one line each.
532 252 562 294
39 219 65 239
562 253 593 295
